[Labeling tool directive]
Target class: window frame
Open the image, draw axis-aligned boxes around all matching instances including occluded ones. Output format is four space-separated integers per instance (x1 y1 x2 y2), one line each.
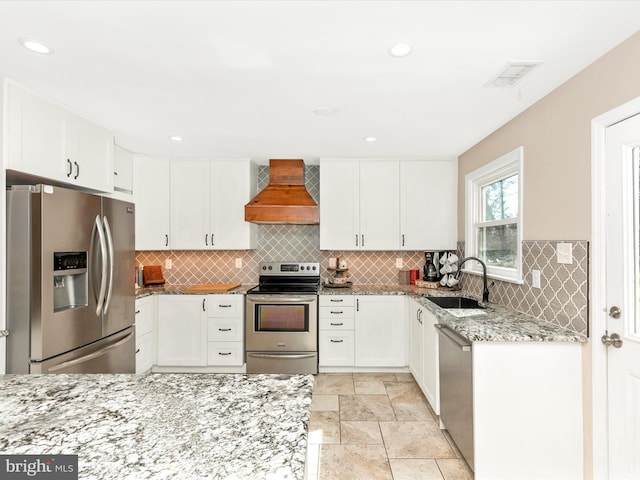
464 146 524 284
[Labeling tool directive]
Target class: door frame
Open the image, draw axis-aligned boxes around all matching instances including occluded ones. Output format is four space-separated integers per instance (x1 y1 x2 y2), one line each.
591 95 640 479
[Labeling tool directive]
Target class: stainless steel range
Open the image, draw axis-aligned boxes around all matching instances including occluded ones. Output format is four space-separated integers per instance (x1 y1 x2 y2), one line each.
246 262 319 374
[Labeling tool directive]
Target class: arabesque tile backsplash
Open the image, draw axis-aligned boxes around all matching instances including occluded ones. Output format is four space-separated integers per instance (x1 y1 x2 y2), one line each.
136 164 589 337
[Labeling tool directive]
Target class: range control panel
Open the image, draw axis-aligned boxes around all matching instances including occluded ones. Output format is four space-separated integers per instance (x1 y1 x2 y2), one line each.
259 262 320 276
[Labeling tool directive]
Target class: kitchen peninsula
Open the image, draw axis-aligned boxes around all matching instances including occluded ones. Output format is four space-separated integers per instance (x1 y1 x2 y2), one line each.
0 373 313 479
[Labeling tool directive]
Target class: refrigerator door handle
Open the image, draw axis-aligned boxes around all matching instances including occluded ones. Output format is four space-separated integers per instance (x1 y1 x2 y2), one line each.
91 215 108 317
47 331 133 373
102 216 115 315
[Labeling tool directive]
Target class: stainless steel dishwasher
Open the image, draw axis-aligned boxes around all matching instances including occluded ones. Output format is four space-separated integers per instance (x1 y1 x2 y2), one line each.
436 324 474 471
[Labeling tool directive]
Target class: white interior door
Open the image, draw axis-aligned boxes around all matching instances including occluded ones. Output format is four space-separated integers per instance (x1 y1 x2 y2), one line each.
604 113 640 479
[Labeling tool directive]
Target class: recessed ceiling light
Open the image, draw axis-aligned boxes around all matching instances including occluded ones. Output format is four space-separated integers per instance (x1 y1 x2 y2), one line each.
364 136 377 142
313 107 335 116
18 38 53 55
169 136 183 142
388 43 412 58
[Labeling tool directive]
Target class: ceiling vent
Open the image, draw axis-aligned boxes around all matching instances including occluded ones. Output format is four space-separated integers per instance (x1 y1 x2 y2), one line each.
244 159 319 225
485 61 543 88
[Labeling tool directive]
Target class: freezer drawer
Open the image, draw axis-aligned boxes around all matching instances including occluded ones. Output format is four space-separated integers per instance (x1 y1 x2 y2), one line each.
30 327 135 374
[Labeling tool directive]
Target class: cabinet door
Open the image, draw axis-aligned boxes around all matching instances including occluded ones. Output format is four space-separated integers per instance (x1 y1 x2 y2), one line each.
359 161 399 250
156 295 207 366
170 160 210 249
400 160 457 250
422 307 440 414
210 160 256 249
114 145 134 193
408 300 424 387
320 160 360 250
64 113 114 192
133 155 171 250
6 82 66 181
135 296 154 338
355 296 406 367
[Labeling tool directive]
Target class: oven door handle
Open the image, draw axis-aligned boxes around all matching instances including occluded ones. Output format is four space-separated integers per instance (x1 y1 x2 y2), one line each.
247 295 317 303
246 353 317 360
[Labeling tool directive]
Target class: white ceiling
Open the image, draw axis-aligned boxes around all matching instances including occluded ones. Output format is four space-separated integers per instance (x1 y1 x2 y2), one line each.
1 1 639 164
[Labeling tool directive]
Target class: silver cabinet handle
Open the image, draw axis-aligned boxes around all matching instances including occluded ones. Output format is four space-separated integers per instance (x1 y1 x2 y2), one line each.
219 304 232 308
218 352 232 356
165 234 169 247
74 161 80 179
355 234 359 247
330 311 343 314
356 298 359 311
135 310 141 314
205 234 208 246
211 233 214 246
361 235 364 247
66 159 73 177
330 322 343 326
330 339 344 343
330 298 344 303
402 234 405 247
218 328 232 332
202 298 206 311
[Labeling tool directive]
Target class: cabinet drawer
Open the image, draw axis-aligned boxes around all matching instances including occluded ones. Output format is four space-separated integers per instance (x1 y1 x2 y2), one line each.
319 295 355 307
207 342 244 366
207 295 243 317
319 312 355 330
319 331 355 366
135 332 153 374
207 318 243 342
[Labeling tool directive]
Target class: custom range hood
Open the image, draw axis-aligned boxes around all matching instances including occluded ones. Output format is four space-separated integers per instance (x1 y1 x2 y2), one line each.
244 159 319 224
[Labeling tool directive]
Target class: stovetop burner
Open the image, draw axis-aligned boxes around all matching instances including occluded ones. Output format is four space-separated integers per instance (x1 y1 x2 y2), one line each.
247 262 320 295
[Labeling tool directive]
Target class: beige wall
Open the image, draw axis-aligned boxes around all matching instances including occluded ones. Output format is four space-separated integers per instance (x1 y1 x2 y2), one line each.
457 32 640 241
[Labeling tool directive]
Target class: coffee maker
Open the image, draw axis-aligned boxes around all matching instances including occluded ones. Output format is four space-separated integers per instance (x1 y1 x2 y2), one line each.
423 252 438 282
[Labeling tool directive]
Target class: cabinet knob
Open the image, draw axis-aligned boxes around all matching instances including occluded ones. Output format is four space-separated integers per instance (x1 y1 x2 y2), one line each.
135 310 141 314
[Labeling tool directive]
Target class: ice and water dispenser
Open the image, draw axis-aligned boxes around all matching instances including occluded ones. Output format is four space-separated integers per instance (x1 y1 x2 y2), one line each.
53 252 88 312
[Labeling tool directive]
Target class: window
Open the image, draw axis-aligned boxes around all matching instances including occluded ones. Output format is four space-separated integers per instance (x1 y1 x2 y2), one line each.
465 147 523 283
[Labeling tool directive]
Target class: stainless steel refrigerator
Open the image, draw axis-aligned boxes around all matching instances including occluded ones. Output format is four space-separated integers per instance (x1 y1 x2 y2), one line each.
6 184 135 373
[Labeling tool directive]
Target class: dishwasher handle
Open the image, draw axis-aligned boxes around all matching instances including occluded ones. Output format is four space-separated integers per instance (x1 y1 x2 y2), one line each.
435 324 472 352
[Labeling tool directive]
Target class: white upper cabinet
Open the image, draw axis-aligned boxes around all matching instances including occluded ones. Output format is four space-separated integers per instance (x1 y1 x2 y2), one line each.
170 159 256 250
320 159 399 250
133 155 171 250
170 160 210 249
321 158 457 251
114 145 134 194
400 160 457 250
5 81 114 192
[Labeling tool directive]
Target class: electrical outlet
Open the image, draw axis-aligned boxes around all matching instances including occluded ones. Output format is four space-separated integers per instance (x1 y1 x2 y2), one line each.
235 258 242 268
329 257 337 268
557 243 573 264
532 269 541 289
396 258 403 268
165 259 172 270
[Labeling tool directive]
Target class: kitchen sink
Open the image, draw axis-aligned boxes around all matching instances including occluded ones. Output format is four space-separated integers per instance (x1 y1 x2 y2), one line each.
426 296 484 309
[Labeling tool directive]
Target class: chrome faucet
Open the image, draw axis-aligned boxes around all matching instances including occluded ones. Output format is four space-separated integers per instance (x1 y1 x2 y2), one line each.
456 256 490 303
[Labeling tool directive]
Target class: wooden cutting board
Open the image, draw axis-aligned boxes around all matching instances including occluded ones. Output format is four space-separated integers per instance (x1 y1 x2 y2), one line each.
183 283 241 293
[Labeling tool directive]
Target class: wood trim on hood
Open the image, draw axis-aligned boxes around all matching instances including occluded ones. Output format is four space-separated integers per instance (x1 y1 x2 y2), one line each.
244 159 319 224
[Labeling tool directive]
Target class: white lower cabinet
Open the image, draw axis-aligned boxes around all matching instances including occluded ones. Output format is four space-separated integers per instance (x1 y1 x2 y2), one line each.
319 296 355 366
135 296 155 374
319 295 406 368
156 295 208 366
408 298 424 386
421 305 440 414
207 294 244 366
354 295 406 367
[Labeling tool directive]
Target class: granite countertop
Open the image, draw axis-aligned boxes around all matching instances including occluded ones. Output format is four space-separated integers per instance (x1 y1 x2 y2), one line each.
138 283 586 343
0 373 313 480
320 284 587 343
136 284 254 298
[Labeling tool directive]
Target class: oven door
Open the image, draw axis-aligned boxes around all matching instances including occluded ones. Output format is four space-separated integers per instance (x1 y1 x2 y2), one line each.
245 294 318 352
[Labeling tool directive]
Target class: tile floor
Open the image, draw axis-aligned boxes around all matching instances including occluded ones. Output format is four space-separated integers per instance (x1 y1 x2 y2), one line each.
305 373 474 480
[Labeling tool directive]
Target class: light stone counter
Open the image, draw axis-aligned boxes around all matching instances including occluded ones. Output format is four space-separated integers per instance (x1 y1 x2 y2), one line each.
0 373 313 480
320 284 587 343
136 284 255 299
